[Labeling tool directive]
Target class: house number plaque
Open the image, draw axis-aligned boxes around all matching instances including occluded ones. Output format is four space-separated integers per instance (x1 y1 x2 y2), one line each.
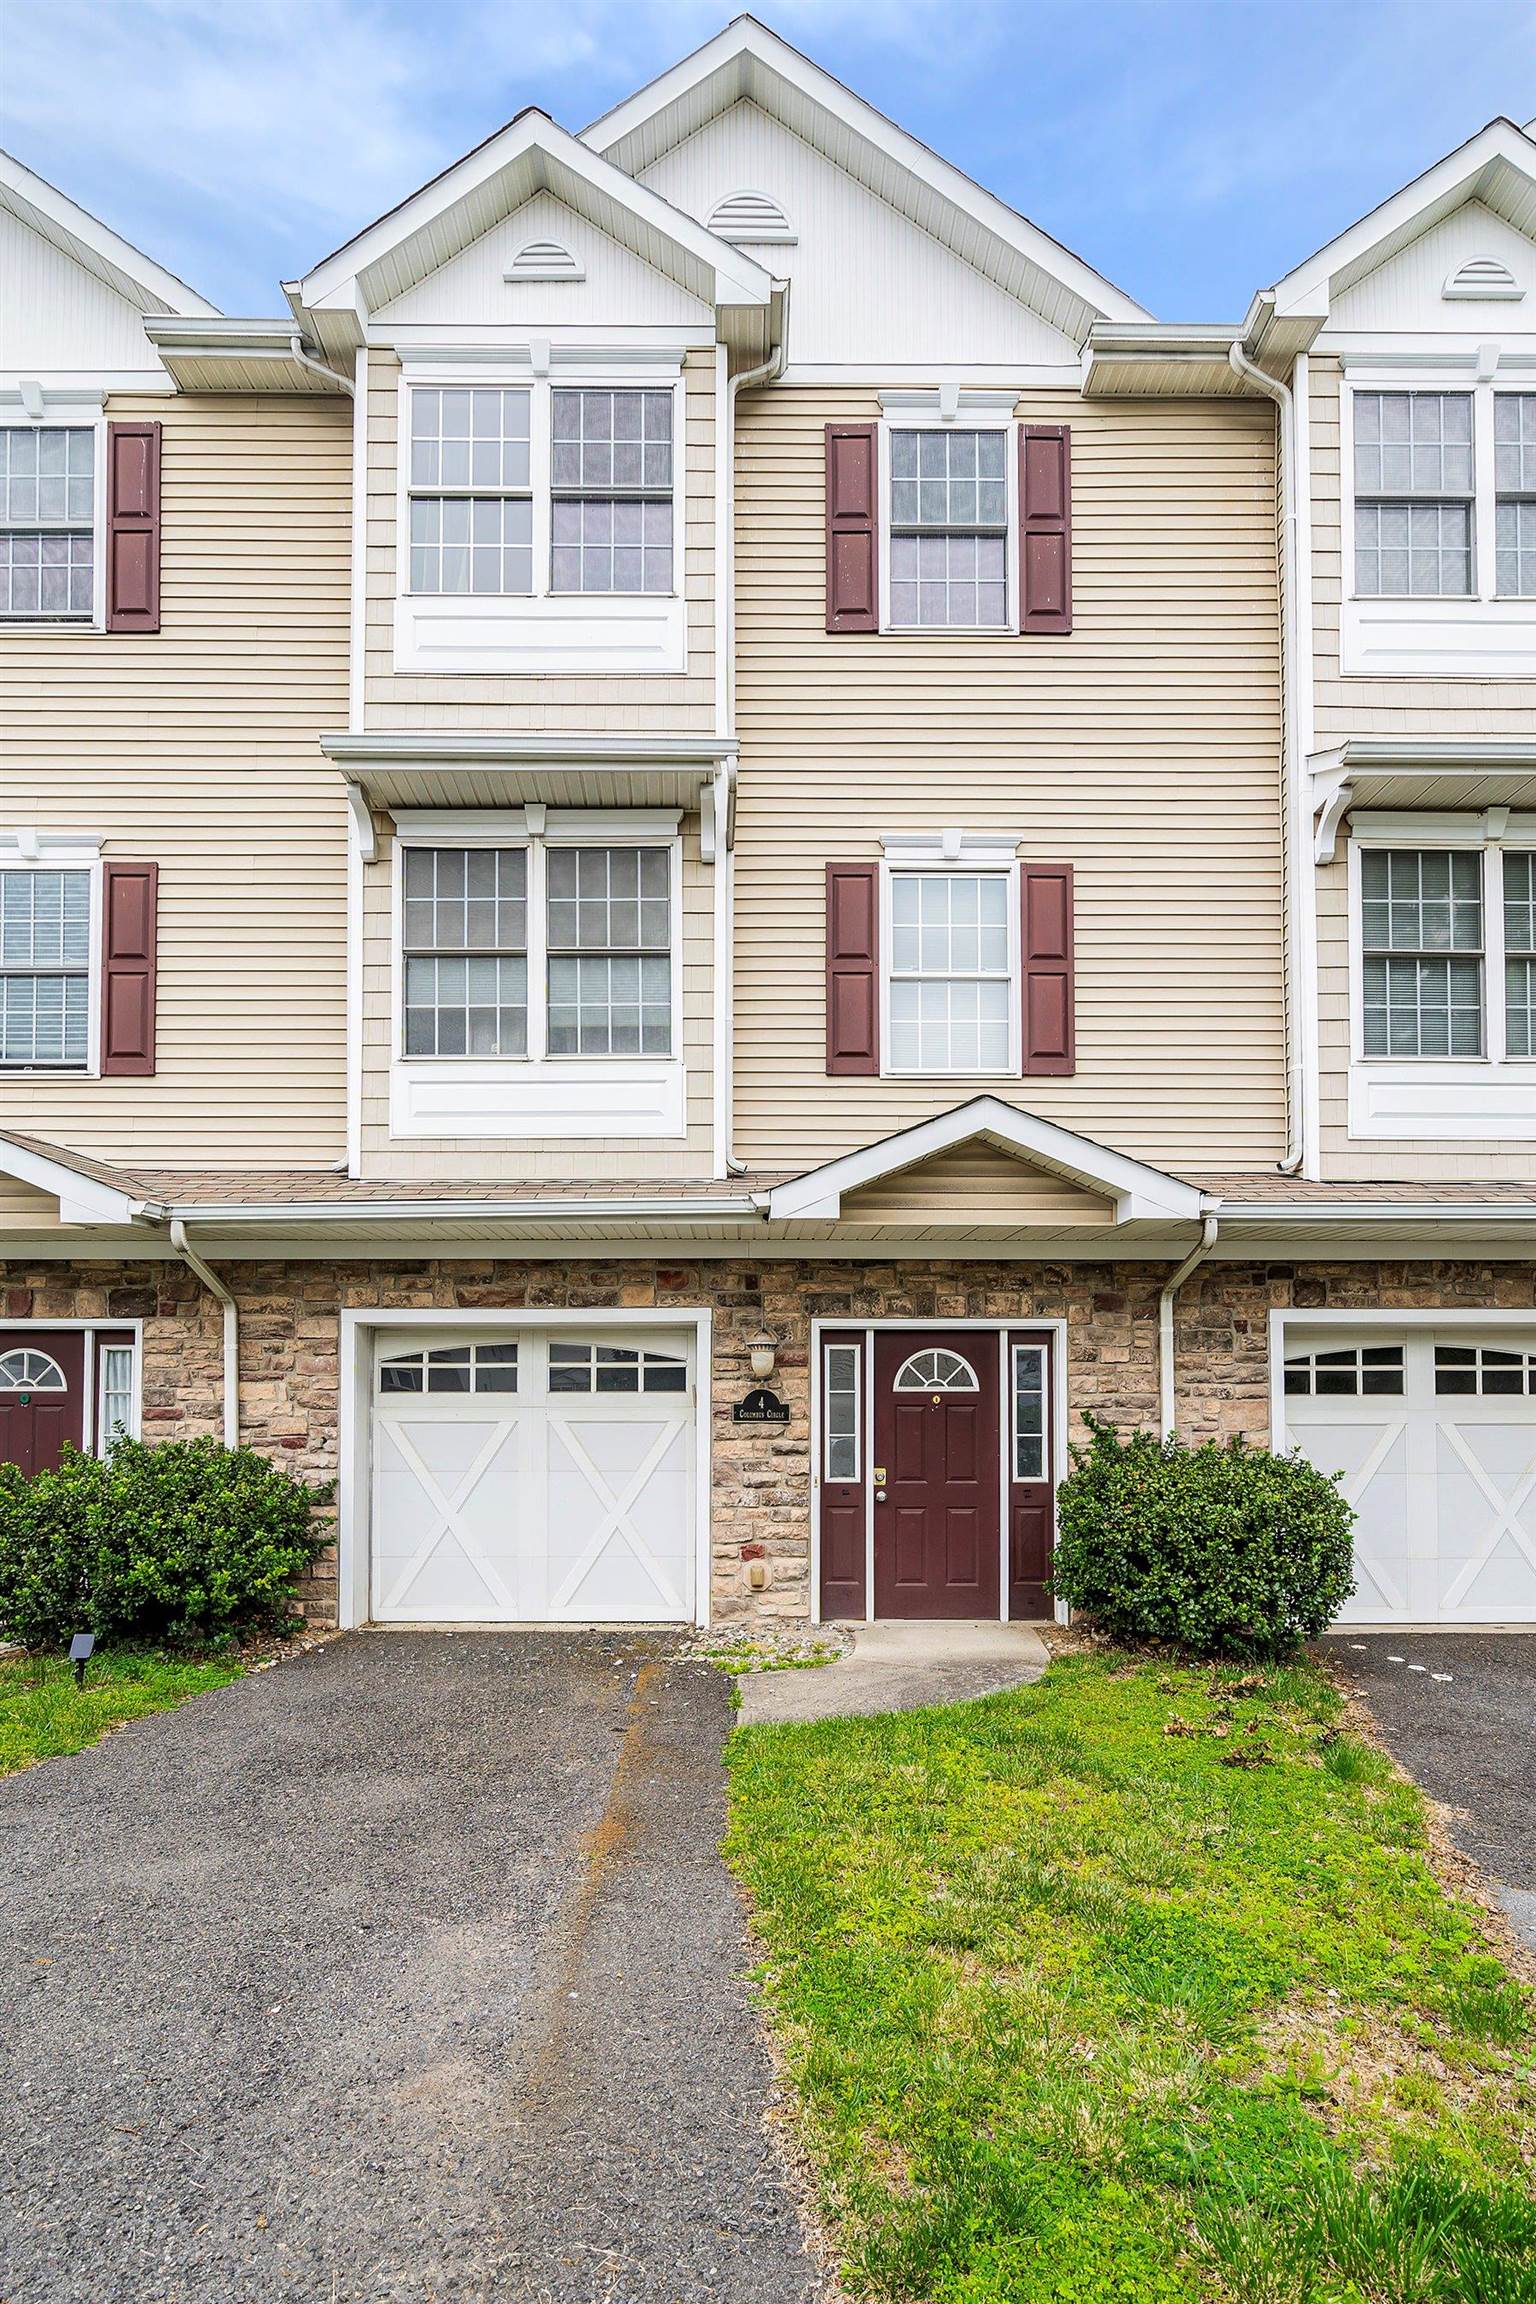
733 1387 790 1426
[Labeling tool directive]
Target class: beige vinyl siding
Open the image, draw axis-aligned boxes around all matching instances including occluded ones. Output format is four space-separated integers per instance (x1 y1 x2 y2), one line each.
842 1145 1113 1226
0 1177 60 1229
357 812 716 1179
1311 355 1536 1177
362 350 718 730
0 393 351 1170
731 385 1287 1174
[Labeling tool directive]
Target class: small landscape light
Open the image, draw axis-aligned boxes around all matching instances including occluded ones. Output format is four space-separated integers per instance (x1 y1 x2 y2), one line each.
746 1329 779 1382
69 1632 95 1688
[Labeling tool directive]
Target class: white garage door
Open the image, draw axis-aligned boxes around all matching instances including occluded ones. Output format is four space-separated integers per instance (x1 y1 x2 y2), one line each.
1283 1328 1536 1624
370 1327 695 1623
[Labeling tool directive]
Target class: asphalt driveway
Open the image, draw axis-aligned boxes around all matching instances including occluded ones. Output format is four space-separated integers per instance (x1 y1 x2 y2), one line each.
1328 1631 1536 1952
0 1633 825 2304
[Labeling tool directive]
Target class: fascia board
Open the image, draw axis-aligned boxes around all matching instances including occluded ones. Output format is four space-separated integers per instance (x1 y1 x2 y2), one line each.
0 149 218 318
583 18 1147 327
296 111 771 318
765 1095 1205 1224
0 1136 144 1226
1267 119 1536 314
162 1198 762 1224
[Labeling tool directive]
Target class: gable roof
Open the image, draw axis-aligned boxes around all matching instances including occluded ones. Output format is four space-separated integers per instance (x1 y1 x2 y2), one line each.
583 15 1147 342
0 148 216 319
288 106 779 362
0 1129 155 1226
765 1097 1210 1226
1262 116 1536 322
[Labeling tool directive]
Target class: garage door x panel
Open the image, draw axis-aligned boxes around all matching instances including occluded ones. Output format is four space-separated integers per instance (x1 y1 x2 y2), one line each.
546 1413 691 1620
372 1412 526 1619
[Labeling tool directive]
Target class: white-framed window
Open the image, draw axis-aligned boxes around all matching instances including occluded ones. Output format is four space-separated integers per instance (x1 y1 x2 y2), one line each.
402 377 677 601
1347 381 1536 604
547 1340 688 1394
878 407 1016 633
1283 1344 1406 1397
1359 847 1484 1057
96 1343 135 1444
822 1341 862 1483
1345 815 1536 1140
1011 1343 1047 1481
378 1340 519 1394
396 822 678 1066
0 860 96 1071
1353 390 1475 597
0 418 100 624
882 853 1019 1076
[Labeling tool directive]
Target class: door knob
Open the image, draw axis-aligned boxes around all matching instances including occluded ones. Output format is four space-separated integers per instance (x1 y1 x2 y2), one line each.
874 1488 887 1502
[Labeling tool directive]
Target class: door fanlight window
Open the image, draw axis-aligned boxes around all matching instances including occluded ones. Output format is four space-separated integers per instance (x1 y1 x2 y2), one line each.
377 1342 519 1395
0 1348 66 1392
893 1348 979 1394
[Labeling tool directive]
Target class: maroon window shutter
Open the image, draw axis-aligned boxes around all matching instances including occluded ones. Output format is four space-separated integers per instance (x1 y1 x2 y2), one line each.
1019 424 1071 635
825 423 878 633
101 863 158 1076
1020 862 1074 1076
826 862 879 1075
106 421 161 634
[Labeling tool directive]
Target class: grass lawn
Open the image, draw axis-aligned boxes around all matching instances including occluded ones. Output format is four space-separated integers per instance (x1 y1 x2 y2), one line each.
727 1654 1536 2304
0 1647 242 1777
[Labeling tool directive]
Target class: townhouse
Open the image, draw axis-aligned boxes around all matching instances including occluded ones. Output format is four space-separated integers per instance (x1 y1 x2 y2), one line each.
2 18 1534 1632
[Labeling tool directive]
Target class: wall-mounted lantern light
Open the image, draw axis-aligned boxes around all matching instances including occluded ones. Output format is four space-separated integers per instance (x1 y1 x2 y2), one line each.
746 1330 779 1382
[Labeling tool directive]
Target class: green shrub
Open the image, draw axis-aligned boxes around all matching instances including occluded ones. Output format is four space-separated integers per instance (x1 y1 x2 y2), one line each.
1051 1417 1355 1659
0 1436 332 1651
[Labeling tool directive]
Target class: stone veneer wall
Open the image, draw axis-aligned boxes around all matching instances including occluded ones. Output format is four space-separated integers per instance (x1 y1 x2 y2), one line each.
2 1255 1531 1626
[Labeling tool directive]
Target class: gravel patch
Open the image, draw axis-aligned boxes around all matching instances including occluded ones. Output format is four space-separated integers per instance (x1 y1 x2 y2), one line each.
0 1630 826 2303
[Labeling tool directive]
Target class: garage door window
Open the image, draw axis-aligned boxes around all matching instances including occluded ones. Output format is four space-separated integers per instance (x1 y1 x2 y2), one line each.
1284 1344 1405 1396
378 1342 519 1394
1435 1343 1536 1395
548 1340 688 1393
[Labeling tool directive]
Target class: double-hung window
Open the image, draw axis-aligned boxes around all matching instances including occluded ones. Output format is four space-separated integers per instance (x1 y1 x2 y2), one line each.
408 388 533 596
887 426 1009 629
1353 392 1475 597
1359 848 1483 1057
404 381 674 599
0 866 92 1069
1350 387 1536 601
886 867 1014 1072
0 424 96 621
550 389 673 595
1355 837 1536 1072
400 836 674 1064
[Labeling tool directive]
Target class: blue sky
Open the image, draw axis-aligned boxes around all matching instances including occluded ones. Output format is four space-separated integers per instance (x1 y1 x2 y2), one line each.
4 1 1535 318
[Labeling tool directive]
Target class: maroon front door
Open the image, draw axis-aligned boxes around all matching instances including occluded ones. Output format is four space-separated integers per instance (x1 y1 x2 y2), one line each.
0 1330 86 1474
874 1331 1000 1619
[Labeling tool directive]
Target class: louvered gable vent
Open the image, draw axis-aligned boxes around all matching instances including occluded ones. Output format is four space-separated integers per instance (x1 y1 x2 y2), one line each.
706 190 795 244
1443 255 1524 301
504 239 585 283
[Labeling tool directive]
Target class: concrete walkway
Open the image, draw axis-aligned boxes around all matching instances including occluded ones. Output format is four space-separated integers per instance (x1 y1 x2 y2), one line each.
0 1633 825 2304
737 1619 1051 1725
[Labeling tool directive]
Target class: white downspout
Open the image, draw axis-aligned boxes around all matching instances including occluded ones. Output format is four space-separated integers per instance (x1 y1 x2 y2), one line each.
715 303 788 1176
170 1219 239 1448
1230 341 1306 1174
1159 1212 1220 1441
